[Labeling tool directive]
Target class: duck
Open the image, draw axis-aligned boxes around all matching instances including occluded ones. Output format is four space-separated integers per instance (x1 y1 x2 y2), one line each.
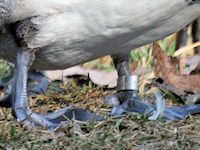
0 0 199 130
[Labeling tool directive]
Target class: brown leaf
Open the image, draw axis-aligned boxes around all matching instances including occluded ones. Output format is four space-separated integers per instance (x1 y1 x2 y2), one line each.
153 44 200 93
152 44 179 76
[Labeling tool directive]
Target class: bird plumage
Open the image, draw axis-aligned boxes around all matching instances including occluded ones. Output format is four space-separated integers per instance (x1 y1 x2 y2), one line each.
0 0 199 70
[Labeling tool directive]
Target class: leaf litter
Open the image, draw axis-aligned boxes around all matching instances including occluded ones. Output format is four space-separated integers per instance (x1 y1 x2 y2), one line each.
152 44 200 103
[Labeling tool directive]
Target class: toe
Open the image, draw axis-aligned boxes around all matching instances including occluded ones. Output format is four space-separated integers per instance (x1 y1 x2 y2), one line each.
104 94 120 106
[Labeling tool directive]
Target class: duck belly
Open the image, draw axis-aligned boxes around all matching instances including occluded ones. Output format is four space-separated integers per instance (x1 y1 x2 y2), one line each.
31 1 199 70
2 0 200 70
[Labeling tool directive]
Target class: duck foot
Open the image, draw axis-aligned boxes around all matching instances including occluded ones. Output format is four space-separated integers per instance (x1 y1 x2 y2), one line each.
105 90 155 116
14 106 102 130
10 47 103 130
106 90 200 120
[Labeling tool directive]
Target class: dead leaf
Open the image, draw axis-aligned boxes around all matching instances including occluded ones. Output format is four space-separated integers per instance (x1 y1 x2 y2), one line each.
174 42 200 57
152 44 179 75
152 44 200 94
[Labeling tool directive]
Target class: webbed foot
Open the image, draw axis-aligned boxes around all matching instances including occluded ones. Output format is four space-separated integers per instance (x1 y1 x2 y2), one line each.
108 53 200 120
14 106 102 130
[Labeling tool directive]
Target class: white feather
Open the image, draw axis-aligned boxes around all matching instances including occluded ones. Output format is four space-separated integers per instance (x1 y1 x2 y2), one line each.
9 0 74 23
0 0 199 70
23 0 73 14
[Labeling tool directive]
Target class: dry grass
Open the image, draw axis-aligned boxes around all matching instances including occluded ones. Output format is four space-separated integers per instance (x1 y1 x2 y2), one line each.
1 79 200 150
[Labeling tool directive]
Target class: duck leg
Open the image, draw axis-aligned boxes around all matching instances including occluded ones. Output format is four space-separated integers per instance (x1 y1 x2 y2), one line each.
105 53 200 120
105 53 149 115
12 47 102 130
12 49 58 129
10 18 102 130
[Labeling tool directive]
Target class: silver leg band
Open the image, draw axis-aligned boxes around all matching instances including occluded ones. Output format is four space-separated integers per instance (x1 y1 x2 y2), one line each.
117 75 139 91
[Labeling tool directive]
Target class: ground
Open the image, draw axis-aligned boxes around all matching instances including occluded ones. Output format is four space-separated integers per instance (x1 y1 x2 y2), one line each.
0 78 200 150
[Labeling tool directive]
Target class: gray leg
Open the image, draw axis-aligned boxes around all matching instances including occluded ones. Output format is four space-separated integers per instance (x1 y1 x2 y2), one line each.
12 48 102 130
105 54 152 115
12 49 58 129
105 53 200 120
10 18 102 130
